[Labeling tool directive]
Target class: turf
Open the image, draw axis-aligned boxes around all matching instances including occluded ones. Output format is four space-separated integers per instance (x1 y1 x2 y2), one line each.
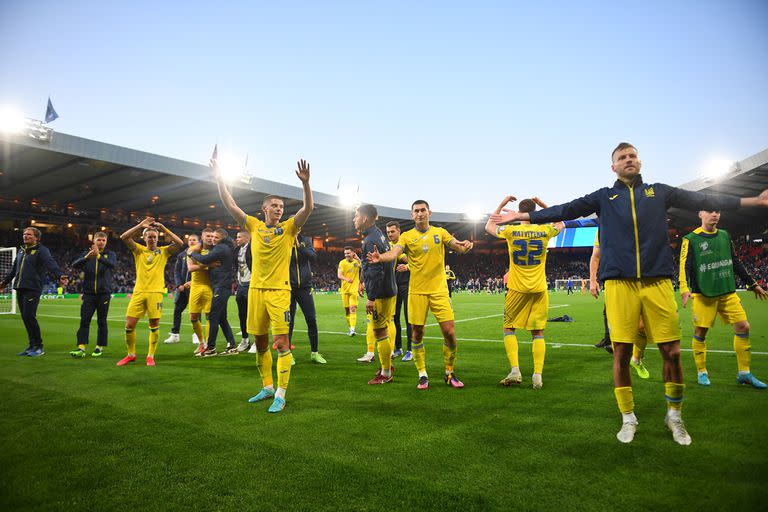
1 291 767 511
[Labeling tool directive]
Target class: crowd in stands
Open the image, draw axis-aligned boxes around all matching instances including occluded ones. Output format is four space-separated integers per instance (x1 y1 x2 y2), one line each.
3 232 766 294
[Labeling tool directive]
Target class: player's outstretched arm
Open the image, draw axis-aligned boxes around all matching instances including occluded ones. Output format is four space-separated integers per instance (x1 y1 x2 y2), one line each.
211 158 247 226
448 238 473 254
739 189 768 208
365 244 403 264
293 159 314 229
120 217 153 252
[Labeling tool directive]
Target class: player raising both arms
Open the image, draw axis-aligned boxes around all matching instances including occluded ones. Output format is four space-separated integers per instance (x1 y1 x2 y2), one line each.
491 142 768 445
118 217 184 367
486 196 563 389
213 157 314 413
367 199 473 389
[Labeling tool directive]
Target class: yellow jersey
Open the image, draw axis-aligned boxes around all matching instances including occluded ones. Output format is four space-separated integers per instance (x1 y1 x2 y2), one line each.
132 244 173 293
496 223 560 293
188 248 212 288
245 214 299 290
338 258 360 294
395 226 454 294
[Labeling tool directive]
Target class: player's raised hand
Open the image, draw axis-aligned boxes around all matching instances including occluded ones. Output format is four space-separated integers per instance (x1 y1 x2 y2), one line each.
753 285 767 300
681 291 691 308
456 240 473 252
139 217 155 228
532 197 548 209
296 159 310 183
366 245 381 263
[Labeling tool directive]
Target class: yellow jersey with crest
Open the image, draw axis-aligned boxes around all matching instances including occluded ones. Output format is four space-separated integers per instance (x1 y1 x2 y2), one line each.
395 226 454 294
338 258 360 294
132 244 173 293
188 248 212 288
245 215 299 290
496 223 560 293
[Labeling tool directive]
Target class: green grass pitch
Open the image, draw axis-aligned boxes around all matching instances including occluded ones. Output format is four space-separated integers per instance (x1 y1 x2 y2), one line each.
1 291 767 511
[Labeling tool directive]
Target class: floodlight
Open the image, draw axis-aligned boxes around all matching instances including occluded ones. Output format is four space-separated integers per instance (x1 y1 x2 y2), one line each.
216 152 246 184
464 207 486 222
699 157 734 181
337 186 360 208
0 106 26 134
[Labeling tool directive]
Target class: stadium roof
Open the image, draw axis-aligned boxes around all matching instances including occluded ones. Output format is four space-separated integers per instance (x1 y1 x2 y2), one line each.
1 127 766 239
0 129 484 241
669 148 768 234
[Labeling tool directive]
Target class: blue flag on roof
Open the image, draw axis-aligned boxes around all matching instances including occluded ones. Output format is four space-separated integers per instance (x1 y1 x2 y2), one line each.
45 97 59 123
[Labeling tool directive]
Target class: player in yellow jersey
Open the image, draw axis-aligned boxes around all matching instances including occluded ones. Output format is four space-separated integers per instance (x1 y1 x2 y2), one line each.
367 199 473 389
117 217 184 366
338 247 362 338
213 157 313 413
485 196 563 389
188 228 215 357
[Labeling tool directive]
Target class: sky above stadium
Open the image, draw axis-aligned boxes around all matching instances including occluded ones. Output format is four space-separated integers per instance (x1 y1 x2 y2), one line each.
1 0 767 215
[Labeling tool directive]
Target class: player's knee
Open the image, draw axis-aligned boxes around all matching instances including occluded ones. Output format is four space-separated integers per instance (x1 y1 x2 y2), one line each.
734 320 750 334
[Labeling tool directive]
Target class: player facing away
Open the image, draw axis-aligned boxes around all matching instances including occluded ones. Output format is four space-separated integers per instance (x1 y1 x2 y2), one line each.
490 142 768 445
118 217 184 366
188 228 215 356
70 231 116 358
338 247 362 337
354 204 398 384
486 196 563 389
679 210 768 388
214 157 314 413
366 199 474 389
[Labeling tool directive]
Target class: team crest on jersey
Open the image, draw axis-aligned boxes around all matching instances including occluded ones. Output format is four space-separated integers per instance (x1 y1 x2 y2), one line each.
644 187 655 198
422 243 429 253
699 241 708 251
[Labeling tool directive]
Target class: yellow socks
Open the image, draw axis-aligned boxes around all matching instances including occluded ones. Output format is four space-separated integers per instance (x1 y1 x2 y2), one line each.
257 349 274 388
614 386 634 414
191 319 205 346
503 330 519 368
532 335 546 374
377 335 392 370
413 341 426 375
734 332 751 373
348 312 357 329
388 320 396 347
665 382 684 412
443 343 457 374
633 333 647 361
148 327 159 357
277 351 292 390
78 344 86 351
125 328 137 355
366 316 375 353
692 335 707 373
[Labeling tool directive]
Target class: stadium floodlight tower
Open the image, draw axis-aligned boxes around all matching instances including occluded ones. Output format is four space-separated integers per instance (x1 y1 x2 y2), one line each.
0 106 53 142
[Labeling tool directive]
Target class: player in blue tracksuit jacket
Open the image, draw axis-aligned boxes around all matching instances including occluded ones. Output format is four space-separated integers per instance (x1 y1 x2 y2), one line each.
69 231 116 357
490 142 768 446
0 227 66 356
187 228 237 353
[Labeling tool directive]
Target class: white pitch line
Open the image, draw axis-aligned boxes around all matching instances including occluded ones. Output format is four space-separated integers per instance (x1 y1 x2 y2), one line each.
22 313 768 356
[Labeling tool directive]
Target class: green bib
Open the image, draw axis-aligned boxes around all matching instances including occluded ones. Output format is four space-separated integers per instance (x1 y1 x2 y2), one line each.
684 229 735 297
